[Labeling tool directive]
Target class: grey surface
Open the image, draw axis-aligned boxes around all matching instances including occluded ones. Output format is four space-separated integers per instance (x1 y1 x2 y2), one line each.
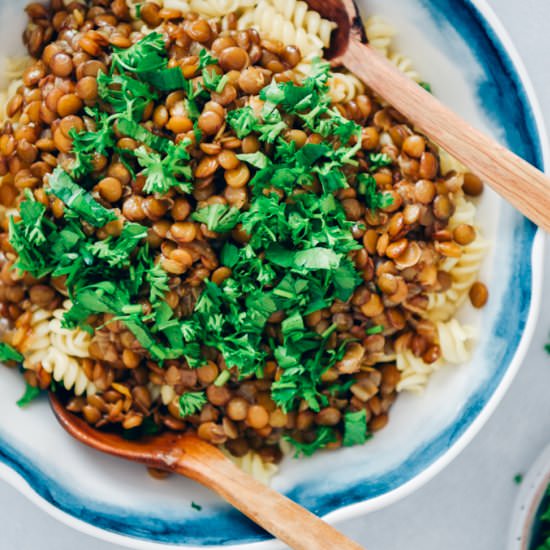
1 1 549 549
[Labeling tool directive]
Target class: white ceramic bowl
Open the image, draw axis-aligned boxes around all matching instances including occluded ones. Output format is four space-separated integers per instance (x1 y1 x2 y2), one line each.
0 0 547 548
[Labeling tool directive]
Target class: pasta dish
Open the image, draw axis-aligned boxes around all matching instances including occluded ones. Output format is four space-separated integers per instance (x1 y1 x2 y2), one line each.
0 0 489 480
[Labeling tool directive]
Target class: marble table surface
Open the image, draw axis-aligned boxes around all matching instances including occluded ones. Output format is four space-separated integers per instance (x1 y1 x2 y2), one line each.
1 1 549 548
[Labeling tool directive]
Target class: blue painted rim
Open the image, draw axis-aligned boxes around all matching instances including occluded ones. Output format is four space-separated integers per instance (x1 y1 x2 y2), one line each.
0 0 543 546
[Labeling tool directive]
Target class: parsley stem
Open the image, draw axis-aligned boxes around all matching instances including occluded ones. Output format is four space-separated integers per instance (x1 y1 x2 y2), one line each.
214 370 230 387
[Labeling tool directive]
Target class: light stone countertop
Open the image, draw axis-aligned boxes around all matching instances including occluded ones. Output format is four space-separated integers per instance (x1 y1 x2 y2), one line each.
1 1 549 548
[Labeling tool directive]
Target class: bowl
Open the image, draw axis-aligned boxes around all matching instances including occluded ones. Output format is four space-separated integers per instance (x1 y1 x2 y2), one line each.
509 444 550 550
0 0 547 548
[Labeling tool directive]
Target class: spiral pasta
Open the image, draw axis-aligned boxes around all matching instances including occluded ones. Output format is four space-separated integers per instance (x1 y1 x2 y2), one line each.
439 149 468 175
190 0 255 17
396 350 441 393
364 15 395 55
49 307 92 358
328 71 366 104
396 318 475 392
437 319 475 365
267 0 335 48
224 449 279 484
236 1 325 58
428 196 489 322
387 51 421 83
17 305 96 396
20 309 51 369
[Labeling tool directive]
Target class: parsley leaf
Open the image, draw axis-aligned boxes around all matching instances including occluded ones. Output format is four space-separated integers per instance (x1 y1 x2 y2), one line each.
70 108 116 178
88 223 147 267
134 141 193 195
368 152 393 171
48 167 117 227
227 107 258 139
179 392 208 418
343 409 368 447
0 342 24 363
284 426 337 457
17 383 41 408
198 48 218 69
111 32 166 74
357 173 394 211
192 204 240 233
419 81 432 93
366 325 384 335
146 262 170 303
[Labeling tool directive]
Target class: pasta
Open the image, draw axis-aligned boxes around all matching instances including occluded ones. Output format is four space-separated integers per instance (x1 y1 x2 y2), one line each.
190 0 254 17
223 449 279 484
364 15 395 55
437 319 475 365
0 0 490 477
428 196 489 322
17 306 96 396
387 51 421 83
327 71 366 104
235 1 326 58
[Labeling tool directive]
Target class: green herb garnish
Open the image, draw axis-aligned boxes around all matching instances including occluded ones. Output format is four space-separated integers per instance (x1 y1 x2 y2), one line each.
192 204 240 233
134 141 193 195
419 81 432 93
16 383 41 408
48 167 117 227
284 426 337 457
342 409 368 447
179 392 208 418
0 343 24 363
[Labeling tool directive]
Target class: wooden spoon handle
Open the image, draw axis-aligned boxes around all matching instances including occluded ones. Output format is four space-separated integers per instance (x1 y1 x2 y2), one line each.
175 438 364 550
343 40 550 232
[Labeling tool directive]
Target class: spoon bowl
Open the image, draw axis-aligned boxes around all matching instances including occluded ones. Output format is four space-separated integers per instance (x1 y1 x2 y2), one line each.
49 394 364 550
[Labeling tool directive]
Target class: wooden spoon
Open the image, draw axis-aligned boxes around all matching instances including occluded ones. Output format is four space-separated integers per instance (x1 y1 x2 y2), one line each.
49 395 364 550
304 0 550 232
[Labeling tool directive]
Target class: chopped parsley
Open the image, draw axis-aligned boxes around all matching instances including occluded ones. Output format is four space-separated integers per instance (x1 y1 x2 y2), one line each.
6 30 399 456
17 382 41 408
48 167 117 227
191 501 203 511
284 426 337 457
0 342 24 363
368 152 393 172
179 392 208 418
366 325 384 335
357 173 394 210
134 142 193 195
342 410 368 447
419 81 432 93
192 204 240 233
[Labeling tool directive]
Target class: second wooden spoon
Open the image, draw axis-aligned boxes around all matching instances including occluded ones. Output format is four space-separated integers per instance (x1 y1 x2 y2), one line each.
305 0 550 232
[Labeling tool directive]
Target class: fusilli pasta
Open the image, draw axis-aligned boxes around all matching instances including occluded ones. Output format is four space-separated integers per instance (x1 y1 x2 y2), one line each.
396 318 475 392
364 15 395 55
235 1 325 58
396 349 441 393
428 196 488 322
19 306 96 396
387 51 421 82
328 71 366 104
224 449 279 484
